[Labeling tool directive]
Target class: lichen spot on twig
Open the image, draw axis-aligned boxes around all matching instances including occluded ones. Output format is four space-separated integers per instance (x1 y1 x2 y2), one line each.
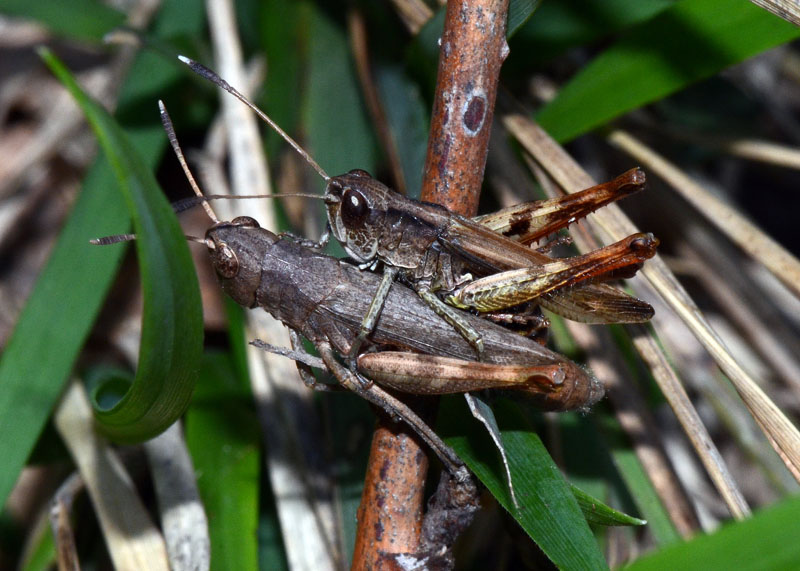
462 91 487 136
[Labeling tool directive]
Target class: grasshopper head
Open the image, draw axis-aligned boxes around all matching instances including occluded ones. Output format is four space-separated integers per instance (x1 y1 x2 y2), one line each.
323 169 389 265
205 216 278 308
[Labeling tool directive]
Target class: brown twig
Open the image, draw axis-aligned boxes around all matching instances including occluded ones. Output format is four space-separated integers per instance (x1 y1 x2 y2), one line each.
354 1 509 567
421 0 509 212
352 417 428 566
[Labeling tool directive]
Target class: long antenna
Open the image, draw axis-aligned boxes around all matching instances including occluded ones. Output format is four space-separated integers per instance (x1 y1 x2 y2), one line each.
171 192 323 215
90 103 220 246
178 55 331 182
158 100 220 224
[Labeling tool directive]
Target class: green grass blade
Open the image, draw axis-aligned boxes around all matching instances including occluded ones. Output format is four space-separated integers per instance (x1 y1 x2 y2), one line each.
259 0 304 161
306 7 377 177
0 140 151 510
185 352 260 571
611 444 682 546
507 0 542 37
375 64 429 198
511 0 674 64
570 484 646 526
305 5 377 258
628 494 800 570
40 49 203 443
441 397 609 569
536 0 800 142
0 0 205 513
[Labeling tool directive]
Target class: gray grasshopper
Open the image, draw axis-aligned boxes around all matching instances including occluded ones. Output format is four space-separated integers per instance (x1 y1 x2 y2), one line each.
179 57 658 356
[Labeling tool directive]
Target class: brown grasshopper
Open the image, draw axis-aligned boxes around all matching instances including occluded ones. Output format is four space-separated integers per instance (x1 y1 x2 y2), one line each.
94 102 604 476
178 56 658 357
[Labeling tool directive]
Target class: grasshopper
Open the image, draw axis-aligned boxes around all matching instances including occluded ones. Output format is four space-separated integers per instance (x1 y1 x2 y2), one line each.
179 57 658 357
94 102 604 477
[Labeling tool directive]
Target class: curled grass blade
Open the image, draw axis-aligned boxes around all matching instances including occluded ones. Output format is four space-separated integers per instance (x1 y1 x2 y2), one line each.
40 48 203 443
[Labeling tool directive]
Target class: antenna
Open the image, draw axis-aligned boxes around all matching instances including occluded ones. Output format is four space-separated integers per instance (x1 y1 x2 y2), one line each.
159 100 220 224
89 233 207 246
178 55 331 182
172 192 323 215
90 98 325 247
90 101 221 246
90 234 136 245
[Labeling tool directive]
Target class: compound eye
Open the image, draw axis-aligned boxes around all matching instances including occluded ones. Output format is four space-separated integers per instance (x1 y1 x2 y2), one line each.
347 168 371 178
340 188 369 228
214 243 239 279
231 216 260 228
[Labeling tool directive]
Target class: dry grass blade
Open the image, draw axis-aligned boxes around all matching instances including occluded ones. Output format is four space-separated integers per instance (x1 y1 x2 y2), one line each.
504 113 800 483
607 129 800 300
658 129 800 170
564 322 704 533
389 0 433 35
677 239 800 394
144 424 210 571
521 154 749 520
503 113 769 517
749 0 800 26
603 128 800 477
49 474 83 571
628 325 751 519
53 381 170 571
205 0 341 568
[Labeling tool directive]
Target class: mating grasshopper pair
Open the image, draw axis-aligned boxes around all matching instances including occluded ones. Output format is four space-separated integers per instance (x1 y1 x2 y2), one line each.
96 56 659 478
180 57 658 360
146 101 604 477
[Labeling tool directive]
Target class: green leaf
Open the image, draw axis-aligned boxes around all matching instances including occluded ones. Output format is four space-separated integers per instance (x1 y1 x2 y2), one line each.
259 0 305 160
0 0 125 43
441 397 609 570
0 150 131 508
595 407 682 546
305 8 377 176
39 49 203 443
507 0 542 38
17 513 56 571
186 352 261 571
611 444 682 545
628 495 800 570
305 5 377 257
511 0 675 64
536 0 800 142
570 484 646 526
375 64 429 198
